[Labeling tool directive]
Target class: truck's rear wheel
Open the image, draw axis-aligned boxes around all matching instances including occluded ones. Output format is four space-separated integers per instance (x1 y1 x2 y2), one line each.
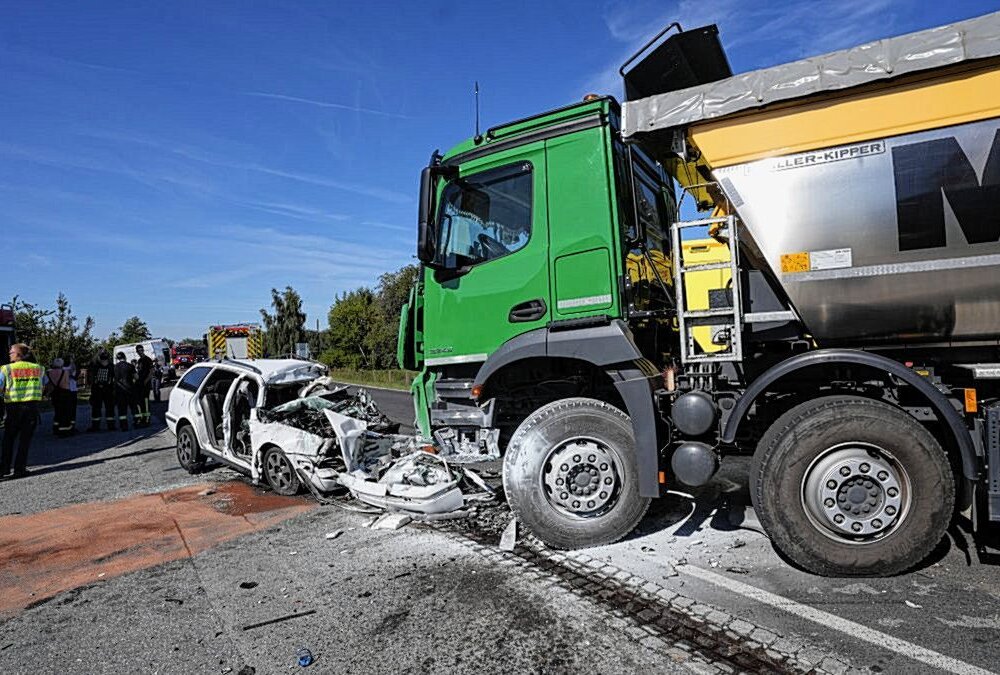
503 397 650 550
752 395 954 576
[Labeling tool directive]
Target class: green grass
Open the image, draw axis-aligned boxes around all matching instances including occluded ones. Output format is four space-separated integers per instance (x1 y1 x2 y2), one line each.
327 368 417 391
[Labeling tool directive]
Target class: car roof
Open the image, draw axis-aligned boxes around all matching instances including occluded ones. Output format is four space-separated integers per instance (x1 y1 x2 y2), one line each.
200 358 327 384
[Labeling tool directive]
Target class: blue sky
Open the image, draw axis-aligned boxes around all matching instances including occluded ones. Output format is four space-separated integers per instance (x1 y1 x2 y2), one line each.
3 0 996 339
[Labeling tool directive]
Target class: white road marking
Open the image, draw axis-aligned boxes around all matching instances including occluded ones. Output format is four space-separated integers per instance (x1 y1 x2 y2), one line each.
681 565 996 675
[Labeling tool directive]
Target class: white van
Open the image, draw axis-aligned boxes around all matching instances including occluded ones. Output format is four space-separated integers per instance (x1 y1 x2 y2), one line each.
113 339 175 381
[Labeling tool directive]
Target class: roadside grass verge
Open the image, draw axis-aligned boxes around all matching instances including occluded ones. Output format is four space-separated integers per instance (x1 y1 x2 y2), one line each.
327 368 417 391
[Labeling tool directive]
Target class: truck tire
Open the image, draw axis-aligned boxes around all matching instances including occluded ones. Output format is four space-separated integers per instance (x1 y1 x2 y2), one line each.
752 395 954 576
503 397 650 550
176 424 205 474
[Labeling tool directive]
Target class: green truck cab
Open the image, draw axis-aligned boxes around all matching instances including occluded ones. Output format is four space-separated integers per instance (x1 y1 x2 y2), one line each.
398 96 676 548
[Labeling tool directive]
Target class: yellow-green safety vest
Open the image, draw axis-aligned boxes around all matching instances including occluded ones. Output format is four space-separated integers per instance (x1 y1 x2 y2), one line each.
1 361 44 403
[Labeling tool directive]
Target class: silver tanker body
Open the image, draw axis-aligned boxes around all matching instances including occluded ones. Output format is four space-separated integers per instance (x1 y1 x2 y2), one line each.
716 117 1000 345
623 10 1000 347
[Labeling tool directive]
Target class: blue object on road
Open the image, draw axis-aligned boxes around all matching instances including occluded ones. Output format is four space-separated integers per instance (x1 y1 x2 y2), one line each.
296 647 313 667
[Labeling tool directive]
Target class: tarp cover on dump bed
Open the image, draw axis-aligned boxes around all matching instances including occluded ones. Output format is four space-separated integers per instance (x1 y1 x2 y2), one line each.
622 10 1000 137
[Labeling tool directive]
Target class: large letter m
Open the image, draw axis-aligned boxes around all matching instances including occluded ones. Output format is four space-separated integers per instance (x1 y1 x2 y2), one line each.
892 130 1000 251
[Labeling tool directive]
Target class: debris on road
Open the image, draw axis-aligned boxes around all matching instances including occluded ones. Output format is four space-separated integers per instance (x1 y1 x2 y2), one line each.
370 513 412 530
239 581 258 590
324 530 344 540
296 647 313 668
241 609 317 631
499 518 517 551
905 600 923 609
726 566 750 575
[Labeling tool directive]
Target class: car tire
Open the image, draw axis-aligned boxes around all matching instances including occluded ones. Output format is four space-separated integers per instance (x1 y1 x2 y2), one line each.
176 424 205 474
262 446 301 496
503 397 650 550
752 395 954 577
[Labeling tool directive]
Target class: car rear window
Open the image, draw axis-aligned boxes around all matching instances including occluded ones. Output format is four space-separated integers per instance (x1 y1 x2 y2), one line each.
176 366 211 393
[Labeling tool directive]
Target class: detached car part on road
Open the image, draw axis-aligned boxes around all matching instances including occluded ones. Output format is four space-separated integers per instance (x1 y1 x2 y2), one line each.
166 359 496 514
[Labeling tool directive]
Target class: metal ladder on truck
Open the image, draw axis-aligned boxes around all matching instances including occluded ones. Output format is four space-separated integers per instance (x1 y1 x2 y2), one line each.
670 215 743 363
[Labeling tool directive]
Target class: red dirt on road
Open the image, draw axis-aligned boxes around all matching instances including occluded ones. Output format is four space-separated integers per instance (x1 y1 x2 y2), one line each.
0 481 314 615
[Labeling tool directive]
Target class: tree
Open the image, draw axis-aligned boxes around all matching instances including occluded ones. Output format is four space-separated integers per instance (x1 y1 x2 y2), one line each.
118 316 152 343
10 295 53 348
260 286 306 357
13 293 97 367
368 264 419 369
324 288 375 368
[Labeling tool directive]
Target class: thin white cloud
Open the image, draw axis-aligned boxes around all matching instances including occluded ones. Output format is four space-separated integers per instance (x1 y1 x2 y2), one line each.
244 91 411 119
360 220 411 233
23 129 414 206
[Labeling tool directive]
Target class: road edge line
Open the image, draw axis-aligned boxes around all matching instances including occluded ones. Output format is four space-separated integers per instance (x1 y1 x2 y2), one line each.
681 564 995 675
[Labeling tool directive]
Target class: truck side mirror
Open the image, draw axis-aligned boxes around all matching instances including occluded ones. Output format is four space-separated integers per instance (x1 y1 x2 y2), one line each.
417 164 458 267
417 166 436 264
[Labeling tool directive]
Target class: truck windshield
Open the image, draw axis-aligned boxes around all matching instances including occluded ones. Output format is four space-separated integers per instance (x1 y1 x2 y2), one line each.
433 162 532 268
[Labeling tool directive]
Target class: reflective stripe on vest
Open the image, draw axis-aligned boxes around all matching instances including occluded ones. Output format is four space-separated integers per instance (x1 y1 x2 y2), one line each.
2 361 44 403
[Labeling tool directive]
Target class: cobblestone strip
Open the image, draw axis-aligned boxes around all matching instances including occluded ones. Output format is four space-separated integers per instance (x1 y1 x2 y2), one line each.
435 525 864 675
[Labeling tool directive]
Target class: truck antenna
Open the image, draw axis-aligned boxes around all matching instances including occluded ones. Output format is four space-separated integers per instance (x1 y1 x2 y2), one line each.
474 81 481 139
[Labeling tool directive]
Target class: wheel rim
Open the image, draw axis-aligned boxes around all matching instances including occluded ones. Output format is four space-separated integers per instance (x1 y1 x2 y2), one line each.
540 437 621 519
801 442 911 544
178 433 193 464
265 451 293 491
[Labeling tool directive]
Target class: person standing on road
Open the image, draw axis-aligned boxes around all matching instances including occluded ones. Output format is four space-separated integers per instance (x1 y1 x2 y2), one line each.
89 350 116 431
0 343 46 478
133 345 154 428
64 357 79 435
46 357 73 437
114 352 137 431
150 358 163 402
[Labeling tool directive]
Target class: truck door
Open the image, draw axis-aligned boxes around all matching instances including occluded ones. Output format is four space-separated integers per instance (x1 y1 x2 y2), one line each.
422 141 549 367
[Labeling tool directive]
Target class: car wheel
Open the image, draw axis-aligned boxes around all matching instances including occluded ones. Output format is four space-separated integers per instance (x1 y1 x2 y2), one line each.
503 397 650 550
752 395 954 577
176 424 205 474
263 446 301 496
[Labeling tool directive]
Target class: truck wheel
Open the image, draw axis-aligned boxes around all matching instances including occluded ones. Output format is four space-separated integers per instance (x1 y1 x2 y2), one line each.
503 398 650 550
176 424 205 474
262 446 301 496
752 395 954 576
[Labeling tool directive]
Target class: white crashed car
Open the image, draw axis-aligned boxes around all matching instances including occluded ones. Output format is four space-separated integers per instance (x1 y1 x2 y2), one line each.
166 358 329 495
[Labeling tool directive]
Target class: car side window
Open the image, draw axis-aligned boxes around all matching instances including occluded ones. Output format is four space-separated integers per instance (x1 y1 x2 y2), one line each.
177 366 210 393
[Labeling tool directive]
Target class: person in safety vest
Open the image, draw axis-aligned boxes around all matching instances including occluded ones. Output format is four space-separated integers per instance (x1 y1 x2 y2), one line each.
0 343 47 478
89 350 116 432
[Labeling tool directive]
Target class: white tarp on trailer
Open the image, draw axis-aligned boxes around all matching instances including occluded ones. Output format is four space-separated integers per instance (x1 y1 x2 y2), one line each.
622 11 1000 137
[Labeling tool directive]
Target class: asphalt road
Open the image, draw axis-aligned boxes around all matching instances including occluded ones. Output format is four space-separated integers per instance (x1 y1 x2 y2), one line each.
1 386 998 674
0 393 676 675
358 386 1000 675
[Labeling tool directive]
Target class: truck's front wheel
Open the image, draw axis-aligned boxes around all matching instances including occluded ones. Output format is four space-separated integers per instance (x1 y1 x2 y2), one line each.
752 395 954 576
503 398 650 549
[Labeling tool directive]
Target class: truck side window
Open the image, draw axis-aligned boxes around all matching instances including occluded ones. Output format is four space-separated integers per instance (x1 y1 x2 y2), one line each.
436 162 532 267
625 153 675 313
